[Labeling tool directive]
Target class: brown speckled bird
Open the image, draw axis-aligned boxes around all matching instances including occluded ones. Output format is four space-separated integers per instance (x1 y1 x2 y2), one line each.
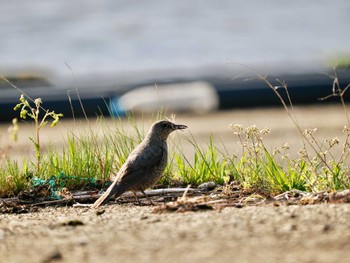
92 120 187 208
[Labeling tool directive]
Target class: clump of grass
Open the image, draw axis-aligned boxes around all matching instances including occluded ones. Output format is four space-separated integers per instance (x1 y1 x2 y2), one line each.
0 160 31 197
249 68 350 192
172 135 231 186
37 114 144 189
228 124 309 193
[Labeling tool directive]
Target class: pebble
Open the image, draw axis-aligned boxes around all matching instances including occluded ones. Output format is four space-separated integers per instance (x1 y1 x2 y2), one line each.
198 182 217 191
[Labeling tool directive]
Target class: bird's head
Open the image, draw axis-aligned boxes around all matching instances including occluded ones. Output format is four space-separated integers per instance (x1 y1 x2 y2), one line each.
148 120 187 140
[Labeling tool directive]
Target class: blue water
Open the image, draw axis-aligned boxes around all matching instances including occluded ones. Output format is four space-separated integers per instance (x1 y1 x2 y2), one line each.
0 0 349 78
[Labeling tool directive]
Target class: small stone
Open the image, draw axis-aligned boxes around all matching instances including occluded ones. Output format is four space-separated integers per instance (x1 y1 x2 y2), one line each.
290 224 298 231
96 209 105 216
323 224 332 232
42 249 62 263
290 213 297 219
198 182 217 191
61 219 84 226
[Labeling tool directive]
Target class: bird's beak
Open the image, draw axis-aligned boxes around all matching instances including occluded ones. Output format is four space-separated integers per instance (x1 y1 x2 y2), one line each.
174 124 188 130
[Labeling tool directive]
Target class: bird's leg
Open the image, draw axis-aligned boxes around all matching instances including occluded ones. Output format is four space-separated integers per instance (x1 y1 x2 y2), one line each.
141 190 155 206
132 192 142 205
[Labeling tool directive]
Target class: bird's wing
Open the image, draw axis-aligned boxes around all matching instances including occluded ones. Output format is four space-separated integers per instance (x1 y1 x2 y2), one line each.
91 143 165 208
116 144 165 189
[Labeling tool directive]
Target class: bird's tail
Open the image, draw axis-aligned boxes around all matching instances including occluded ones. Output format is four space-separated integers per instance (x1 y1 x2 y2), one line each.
91 180 122 209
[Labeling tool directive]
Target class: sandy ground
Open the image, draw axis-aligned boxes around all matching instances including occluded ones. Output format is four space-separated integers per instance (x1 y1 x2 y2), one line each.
1 105 350 263
1 204 350 263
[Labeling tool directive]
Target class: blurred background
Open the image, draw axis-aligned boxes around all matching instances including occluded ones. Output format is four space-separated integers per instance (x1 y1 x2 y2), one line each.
0 0 350 120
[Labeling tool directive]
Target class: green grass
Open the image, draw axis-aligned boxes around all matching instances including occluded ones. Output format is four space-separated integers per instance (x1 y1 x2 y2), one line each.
173 135 231 186
0 160 31 197
1 74 350 199
1 113 350 198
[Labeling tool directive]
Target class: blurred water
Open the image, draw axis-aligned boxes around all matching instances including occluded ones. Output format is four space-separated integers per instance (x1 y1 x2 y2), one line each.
0 0 349 77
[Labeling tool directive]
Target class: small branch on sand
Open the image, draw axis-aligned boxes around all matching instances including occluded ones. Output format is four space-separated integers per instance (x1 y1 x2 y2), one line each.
2 188 350 214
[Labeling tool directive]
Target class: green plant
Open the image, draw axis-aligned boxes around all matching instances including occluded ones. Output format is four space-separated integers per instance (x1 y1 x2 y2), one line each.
255 69 350 192
14 94 63 174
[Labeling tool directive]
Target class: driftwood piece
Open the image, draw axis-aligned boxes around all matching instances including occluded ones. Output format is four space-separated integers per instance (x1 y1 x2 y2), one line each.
73 188 202 207
2 187 350 214
0 188 203 210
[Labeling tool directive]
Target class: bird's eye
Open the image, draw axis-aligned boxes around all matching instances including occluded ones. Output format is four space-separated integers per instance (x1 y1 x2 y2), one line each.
162 123 168 128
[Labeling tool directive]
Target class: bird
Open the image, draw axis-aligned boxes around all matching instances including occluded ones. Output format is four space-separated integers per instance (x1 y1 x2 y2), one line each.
91 120 187 208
